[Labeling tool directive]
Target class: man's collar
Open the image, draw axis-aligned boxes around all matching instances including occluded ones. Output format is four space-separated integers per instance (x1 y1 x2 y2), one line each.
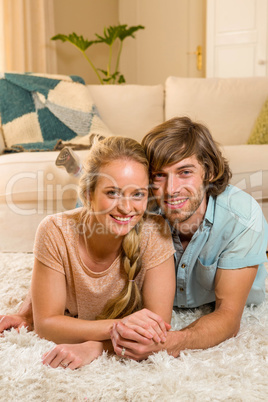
204 195 215 225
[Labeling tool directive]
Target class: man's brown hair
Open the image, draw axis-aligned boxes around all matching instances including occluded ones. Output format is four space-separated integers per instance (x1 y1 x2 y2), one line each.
141 116 232 197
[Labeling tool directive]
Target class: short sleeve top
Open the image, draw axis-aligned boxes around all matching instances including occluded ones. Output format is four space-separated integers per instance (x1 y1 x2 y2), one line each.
171 185 268 308
34 209 175 320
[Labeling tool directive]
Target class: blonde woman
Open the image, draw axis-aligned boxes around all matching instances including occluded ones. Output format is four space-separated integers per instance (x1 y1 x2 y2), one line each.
29 136 176 369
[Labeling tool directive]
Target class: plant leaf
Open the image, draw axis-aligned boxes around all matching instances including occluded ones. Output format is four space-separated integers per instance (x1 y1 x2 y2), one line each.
51 33 96 51
118 25 145 41
118 75 126 84
95 24 145 45
51 24 145 85
98 69 119 80
95 25 122 45
98 69 109 77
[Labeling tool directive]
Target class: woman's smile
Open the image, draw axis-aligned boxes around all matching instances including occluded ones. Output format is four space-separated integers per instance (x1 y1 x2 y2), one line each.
89 158 149 237
110 214 135 224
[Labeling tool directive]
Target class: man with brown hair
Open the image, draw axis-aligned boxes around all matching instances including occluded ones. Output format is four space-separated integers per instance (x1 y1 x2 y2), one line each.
111 116 268 360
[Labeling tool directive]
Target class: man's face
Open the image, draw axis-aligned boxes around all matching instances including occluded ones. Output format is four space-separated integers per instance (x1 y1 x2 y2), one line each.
151 155 208 230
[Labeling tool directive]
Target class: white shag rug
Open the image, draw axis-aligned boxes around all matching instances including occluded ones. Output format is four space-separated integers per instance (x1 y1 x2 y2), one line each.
0 253 267 402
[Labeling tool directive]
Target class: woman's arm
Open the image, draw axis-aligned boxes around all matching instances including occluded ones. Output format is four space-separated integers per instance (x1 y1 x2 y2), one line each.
142 255 175 323
31 258 118 344
42 255 176 368
111 255 176 353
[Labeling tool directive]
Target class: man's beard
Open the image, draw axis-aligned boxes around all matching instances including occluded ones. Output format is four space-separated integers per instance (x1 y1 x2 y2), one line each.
162 186 206 229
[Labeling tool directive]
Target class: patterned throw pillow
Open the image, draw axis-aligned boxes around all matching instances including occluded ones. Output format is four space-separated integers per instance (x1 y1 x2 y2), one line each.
0 72 113 152
247 98 268 144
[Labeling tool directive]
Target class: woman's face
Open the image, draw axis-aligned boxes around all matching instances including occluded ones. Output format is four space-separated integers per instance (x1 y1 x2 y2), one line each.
89 158 149 238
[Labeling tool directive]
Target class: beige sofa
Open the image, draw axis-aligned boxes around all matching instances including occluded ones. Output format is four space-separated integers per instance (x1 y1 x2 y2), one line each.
1 76 268 252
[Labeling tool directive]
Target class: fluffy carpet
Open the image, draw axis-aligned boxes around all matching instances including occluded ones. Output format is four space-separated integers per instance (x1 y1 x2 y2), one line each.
0 253 267 402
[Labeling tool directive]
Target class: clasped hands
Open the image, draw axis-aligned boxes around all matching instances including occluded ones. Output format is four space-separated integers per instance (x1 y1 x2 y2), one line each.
41 308 170 369
110 308 171 361
0 308 170 367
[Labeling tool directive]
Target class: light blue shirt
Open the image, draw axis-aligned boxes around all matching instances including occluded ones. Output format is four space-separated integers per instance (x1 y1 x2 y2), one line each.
167 185 268 308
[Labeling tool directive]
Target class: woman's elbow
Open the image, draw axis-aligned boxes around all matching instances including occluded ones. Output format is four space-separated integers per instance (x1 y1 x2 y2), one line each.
34 317 55 341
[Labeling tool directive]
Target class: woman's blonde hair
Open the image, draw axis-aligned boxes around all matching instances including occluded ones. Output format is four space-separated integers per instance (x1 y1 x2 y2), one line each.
142 117 232 197
79 135 149 320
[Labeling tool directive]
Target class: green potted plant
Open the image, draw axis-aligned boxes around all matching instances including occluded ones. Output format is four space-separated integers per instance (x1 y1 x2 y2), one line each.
51 24 144 84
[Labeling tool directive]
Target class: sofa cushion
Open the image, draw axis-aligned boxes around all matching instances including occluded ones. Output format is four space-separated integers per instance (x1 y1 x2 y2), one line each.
221 144 268 202
247 98 268 144
88 84 164 143
165 77 268 146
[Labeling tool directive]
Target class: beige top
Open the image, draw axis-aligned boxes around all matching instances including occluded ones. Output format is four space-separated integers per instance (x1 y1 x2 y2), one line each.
33 209 175 320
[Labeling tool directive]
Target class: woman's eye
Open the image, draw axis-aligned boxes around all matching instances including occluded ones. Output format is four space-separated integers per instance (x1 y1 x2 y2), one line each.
107 191 120 198
132 192 146 199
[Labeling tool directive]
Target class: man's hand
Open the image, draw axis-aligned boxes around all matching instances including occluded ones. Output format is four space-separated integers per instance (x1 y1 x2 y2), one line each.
110 321 165 361
110 308 172 360
0 313 33 333
122 308 171 343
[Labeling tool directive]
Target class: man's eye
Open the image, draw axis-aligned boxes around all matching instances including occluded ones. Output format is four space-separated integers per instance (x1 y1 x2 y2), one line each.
179 170 192 177
152 173 165 180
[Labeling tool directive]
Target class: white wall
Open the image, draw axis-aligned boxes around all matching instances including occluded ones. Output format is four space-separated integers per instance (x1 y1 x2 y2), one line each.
53 0 119 84
52 0 206 85
119 0 206 85
0 0 5 71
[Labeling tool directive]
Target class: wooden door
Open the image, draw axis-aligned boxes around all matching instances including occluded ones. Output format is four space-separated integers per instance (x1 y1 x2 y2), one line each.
206 0 268 77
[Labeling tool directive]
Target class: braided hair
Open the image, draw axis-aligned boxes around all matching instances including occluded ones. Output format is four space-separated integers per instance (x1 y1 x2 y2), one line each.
79 135 149 319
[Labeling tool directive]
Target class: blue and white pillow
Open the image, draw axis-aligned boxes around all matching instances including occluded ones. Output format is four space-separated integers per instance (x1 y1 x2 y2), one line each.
0 72 113 152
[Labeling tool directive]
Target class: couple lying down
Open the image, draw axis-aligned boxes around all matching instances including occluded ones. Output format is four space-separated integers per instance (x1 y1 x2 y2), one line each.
0 117 267 370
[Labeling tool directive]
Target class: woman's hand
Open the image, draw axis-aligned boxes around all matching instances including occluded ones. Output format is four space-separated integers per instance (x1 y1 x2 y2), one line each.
121 308 171 343
0 292 33 333
42 341 104 370
110 321 165 361
0 314 33 333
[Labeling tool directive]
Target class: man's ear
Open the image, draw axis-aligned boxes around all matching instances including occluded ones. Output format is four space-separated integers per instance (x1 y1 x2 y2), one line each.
203 169 214 189
205 166 214 182
208 172 214 182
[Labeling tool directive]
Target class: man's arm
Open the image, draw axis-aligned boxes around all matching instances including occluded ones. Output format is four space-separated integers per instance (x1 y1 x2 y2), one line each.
0 290 33 332
111 266 257 360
